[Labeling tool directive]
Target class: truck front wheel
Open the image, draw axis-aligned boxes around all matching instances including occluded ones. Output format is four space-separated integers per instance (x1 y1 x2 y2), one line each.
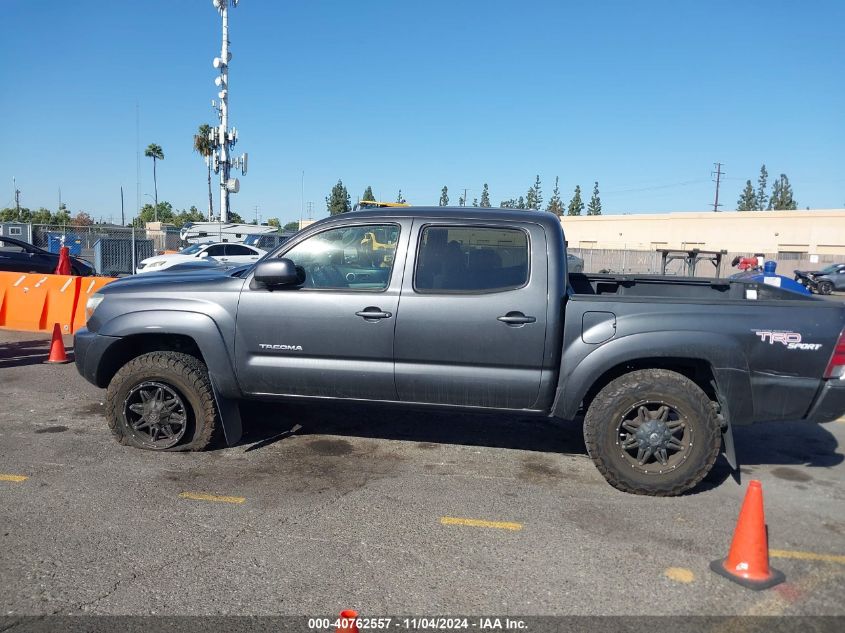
583 369 721 496
106 351 221 451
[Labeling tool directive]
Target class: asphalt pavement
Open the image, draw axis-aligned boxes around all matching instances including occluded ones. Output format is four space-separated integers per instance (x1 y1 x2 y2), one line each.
1 329 844 619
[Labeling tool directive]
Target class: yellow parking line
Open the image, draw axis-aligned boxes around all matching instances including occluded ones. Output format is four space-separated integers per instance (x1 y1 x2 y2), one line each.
770 549 845 565
0 474 28 483
179 492 245 504
440 516 523 531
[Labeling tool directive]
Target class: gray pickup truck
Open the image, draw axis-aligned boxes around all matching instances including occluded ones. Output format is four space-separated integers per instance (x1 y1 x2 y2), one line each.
74 207 845 495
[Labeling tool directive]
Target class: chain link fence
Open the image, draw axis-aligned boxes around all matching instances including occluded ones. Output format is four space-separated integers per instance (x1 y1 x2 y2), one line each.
30 224 183 276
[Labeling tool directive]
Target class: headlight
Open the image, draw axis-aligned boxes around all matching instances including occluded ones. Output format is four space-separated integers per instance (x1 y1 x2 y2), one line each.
147 261 167 268
85 294 105 322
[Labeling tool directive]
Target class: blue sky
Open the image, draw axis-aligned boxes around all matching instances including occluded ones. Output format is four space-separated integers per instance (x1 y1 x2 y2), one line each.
3 0 844 224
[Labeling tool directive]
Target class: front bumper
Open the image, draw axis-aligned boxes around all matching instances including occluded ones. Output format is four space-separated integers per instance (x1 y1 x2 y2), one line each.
806 379 845 423
73 327 120 387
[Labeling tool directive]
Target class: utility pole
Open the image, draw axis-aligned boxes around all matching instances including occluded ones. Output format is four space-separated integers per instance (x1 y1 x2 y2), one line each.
211 0 247 223
120 186 125 226
711 162 724 212
253 204 260 225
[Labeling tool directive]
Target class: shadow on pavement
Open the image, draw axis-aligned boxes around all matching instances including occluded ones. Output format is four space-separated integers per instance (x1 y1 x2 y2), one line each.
238 400 843 495
239 399 587 455
0 338 69 369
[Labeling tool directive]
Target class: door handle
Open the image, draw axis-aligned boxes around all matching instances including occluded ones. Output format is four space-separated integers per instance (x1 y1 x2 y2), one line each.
497 311 536 325
355 307 392 320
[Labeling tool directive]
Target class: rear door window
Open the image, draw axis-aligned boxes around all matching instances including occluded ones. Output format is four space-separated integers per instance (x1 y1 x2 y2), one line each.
414 226 529 292
225 244 254 256
204 245 226 257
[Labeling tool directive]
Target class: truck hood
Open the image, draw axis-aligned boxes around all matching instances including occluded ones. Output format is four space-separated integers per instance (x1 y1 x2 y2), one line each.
100 266 249 295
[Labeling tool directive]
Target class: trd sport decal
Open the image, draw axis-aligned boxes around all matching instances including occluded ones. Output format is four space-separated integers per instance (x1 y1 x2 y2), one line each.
754 331 822 351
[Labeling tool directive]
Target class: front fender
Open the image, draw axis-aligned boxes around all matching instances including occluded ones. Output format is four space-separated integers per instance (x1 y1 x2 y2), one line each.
552 331 753 425
98 310 241 399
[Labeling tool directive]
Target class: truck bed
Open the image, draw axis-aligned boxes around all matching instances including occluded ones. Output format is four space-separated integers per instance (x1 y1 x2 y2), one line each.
568 272 817 302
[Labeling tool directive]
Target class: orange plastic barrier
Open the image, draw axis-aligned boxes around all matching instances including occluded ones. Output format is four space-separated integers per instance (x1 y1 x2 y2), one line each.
0 272 117 335
72 276 117 332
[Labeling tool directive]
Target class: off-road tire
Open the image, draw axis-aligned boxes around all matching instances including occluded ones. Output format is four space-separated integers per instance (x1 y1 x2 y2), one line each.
817 281 834 295
583 369 721 496
106 351 221 451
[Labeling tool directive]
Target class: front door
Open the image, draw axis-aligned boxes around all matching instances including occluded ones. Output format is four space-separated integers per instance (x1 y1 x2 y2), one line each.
394 221 549 410
235 221 408 400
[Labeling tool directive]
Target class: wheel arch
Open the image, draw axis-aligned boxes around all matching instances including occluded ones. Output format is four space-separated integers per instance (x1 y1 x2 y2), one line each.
553 331 753 426
95 310 241 398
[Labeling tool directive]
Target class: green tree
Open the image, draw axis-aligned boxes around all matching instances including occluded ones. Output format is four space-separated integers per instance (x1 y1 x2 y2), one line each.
517 195 526 209
472 198 478 207
567 185 584 216
756 164 768 211
267 217 281 227
546 177 564 216
586 181 602 216
144 143 165 209
362 186 376 202
500 198 516 208
525 175 542 210
479 183 491 207
193 124 216 221
171 205 205 228
32 207 53 224
458 194 465 206
229 211 244 223
326 179 351 215
769 174 797 210
396 189 406 204
53 204 71 225
737 180 757 211
439 186 449 206
139 201 174 224
284 221 300 231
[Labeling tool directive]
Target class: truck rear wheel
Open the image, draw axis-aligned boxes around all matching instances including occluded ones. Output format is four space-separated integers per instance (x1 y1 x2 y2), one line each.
583 369 721 496
106 351 221 451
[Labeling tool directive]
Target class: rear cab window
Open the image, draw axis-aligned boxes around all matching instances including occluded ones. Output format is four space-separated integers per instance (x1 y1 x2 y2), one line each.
414 225 529 293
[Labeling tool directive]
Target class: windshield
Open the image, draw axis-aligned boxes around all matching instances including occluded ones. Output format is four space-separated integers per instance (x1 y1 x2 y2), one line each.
819 265 838 274
180 244 203 255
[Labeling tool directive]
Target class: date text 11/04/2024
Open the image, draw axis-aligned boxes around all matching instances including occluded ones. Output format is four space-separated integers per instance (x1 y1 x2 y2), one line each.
307 617 528 630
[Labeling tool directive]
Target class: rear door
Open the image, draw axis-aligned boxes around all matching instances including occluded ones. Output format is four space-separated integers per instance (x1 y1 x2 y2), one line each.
223 244 262 265
394 220 549 409
234 220 409 400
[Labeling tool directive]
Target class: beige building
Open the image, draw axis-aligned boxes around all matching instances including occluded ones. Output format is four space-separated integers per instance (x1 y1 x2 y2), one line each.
561 209 845 257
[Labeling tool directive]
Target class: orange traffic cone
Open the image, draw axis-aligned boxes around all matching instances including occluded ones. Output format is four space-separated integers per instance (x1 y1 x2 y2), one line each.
54 245 72 276
45 323 71 364
710 480 785 590
336 610 359 633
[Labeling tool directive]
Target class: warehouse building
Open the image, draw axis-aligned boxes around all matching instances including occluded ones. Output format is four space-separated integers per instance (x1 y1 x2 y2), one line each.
561 209 845 259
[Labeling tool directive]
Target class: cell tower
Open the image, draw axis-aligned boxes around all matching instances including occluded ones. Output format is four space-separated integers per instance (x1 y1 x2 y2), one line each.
211 0 247 223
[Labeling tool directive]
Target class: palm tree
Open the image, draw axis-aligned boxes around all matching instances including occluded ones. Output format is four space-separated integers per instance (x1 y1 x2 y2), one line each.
193 124 216 221
144 143 164 216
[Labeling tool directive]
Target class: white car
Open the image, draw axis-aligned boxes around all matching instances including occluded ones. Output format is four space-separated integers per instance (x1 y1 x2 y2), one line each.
136 242 264 274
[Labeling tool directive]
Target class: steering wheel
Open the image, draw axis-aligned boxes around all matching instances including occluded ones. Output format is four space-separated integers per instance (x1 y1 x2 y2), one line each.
306 264 346 288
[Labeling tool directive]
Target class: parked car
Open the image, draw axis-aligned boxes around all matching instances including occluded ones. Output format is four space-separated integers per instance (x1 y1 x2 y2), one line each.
76 207 845 496
794 263 845 295
0 235 94 276
136 242 265 274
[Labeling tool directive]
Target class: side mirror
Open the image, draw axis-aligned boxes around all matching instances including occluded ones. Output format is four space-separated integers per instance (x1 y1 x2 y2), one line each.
253 258 303 287
199 251 209 258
